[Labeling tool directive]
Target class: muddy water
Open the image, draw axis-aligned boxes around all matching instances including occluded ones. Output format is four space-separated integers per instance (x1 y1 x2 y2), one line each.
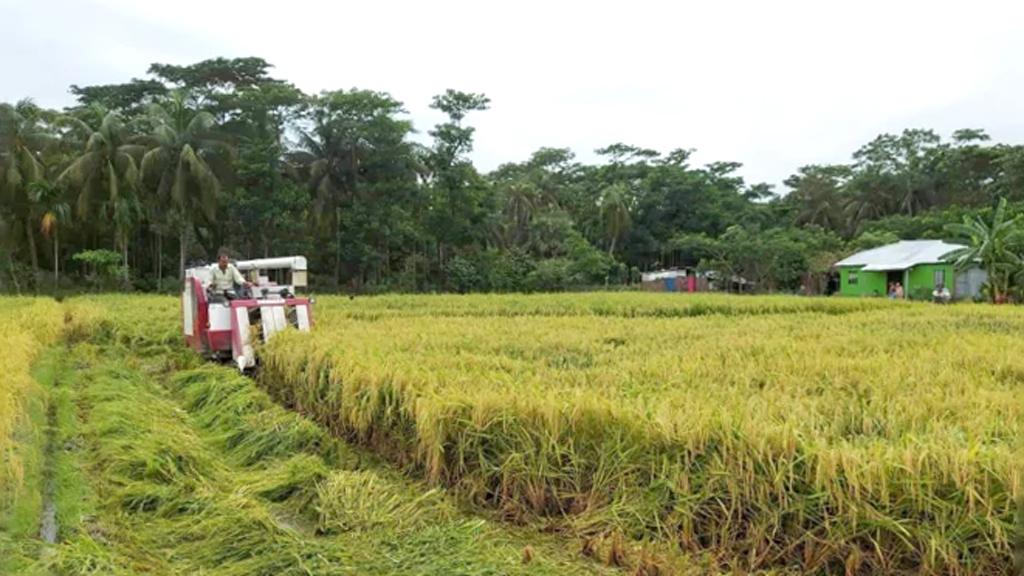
38 402 57 544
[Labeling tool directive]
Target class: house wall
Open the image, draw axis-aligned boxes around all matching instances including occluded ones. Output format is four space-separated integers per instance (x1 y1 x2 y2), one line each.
954 267 987 300
906 263 954 300
838 267 887 297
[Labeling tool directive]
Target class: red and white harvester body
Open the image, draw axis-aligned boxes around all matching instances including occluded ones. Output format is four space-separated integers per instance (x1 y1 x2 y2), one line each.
182 256 313 371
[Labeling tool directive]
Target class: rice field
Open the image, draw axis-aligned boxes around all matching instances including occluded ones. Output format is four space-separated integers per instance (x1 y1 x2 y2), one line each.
260 293 1024 574
1 293 1021 574
0 298 62 507
312 292 897 320
0 296 623 575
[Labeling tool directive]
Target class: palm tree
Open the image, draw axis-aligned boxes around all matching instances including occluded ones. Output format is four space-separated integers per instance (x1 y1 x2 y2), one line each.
58 106 143 280
288 89 414 286
0 100 53 275
599 183 631 256
785 165 850 231
0 214 18 292
497 181 538 248
139 92 225 279
27 181 70 288
795 188 841 230
945 198 1024 303
843 182 896 235
288 118 364 284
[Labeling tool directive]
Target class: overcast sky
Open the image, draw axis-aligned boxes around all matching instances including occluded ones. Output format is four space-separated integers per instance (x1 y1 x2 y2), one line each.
5 0 1024 191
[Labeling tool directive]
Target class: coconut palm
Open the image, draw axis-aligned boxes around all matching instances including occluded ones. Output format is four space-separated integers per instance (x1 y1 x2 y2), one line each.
0 214 18 293
843 182 896 234
28 180 70 287
139 91 225 279
785 165 850 231
944 197 1024 303
495 181 539 248
795 187 842 230
58 106 143 280
599 183 631 256
0 100 53 274
288 116 366 283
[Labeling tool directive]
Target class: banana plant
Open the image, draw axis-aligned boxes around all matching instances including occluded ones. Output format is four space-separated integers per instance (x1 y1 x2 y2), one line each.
945 197 1024 303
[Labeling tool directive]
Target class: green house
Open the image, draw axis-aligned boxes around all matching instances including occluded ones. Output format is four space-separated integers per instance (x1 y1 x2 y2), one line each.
834 240 985 300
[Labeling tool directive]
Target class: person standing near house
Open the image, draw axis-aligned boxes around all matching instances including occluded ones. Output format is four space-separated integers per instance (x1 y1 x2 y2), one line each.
887 282 896 299
894 282 905 299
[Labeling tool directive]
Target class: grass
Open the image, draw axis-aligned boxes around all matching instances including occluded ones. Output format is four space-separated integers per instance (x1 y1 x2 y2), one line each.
0 380 47 574
0 298 62 499
0 300 64 574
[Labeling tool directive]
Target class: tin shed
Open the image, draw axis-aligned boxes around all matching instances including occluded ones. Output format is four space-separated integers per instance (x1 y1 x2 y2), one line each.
640 269 702 292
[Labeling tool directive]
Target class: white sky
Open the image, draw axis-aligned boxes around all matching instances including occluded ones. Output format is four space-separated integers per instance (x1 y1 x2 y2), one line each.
5 0 1024 190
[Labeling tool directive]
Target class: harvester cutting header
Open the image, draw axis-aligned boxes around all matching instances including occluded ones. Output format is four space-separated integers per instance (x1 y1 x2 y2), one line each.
182 254 313 371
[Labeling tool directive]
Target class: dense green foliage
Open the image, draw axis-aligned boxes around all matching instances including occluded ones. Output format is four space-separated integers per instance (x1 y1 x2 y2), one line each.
3 57 1024 294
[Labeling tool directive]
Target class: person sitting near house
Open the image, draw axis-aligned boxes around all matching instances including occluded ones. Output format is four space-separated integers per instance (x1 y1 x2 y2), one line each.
932 283 951 304
887 282 896 299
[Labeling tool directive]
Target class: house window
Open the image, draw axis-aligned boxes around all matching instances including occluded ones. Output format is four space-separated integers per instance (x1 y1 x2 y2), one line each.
848 271 858 285
934 269 945 287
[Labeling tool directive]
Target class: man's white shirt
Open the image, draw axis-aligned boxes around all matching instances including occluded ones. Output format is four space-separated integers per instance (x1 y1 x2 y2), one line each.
208 263 245 291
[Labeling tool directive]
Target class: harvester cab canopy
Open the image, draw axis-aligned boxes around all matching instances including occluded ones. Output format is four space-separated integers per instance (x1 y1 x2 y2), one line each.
182 255 313 372
186 256 308 300
236 256 308 298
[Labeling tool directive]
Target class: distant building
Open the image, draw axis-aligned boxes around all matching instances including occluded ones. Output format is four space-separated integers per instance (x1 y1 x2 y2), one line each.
834 240 986 300
639 269 752 293
640 269 703 292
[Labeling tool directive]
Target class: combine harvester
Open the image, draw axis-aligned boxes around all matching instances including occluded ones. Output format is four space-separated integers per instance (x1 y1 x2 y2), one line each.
182 256 313 371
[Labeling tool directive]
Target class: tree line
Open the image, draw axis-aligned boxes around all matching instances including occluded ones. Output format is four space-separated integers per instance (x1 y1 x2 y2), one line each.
2 56 1024 295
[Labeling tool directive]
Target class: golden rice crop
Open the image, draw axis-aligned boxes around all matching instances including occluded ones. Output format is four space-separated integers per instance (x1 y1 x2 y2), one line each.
25 297 612 576
313 291 897 321
50 292 1021 572
260 294 1024 574
0 298 63 504
66 294 181 348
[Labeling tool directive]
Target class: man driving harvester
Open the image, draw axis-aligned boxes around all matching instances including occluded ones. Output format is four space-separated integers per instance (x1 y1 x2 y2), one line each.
207 248 252 296
182 251 312 371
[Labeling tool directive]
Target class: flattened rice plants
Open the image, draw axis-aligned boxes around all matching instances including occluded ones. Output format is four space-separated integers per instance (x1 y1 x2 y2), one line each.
4 296 614 575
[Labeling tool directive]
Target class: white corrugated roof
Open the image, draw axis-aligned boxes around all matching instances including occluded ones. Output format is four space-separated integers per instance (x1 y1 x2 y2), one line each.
641 270 687 282
834 240 965 271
